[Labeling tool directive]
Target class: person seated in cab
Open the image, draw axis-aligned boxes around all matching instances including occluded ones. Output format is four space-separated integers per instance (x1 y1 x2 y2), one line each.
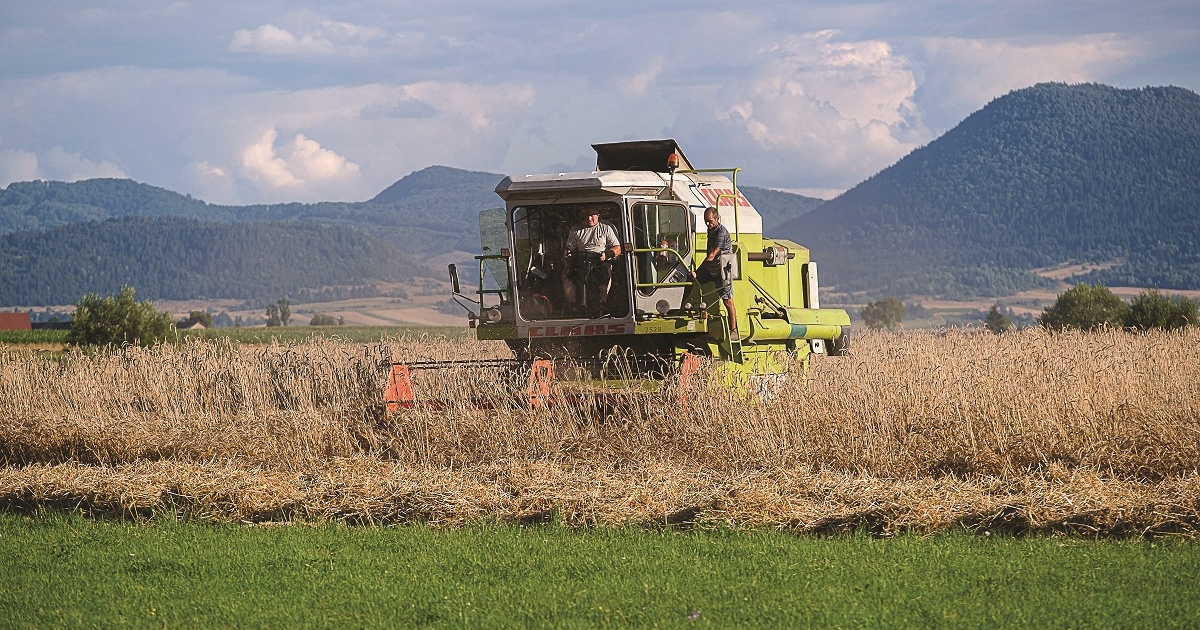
563 206 621 314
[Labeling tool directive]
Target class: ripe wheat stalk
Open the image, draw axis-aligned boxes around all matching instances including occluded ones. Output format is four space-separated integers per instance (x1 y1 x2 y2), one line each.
1 328 1198 534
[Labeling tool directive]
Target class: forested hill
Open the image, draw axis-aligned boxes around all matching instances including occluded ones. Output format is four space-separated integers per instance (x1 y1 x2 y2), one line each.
0 166 505 256
0 179 229 232
0 167 822 258
0 217 432 305
740 187 825 232
782 83 1200 298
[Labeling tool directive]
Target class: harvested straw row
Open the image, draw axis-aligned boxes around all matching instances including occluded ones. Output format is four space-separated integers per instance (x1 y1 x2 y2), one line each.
2 459 1198 535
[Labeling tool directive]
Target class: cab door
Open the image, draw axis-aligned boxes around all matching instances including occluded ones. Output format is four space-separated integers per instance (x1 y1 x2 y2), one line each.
629 201 692 316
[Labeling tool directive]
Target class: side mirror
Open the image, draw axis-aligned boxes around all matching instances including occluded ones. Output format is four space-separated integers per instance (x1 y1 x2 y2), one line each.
448 264 461 294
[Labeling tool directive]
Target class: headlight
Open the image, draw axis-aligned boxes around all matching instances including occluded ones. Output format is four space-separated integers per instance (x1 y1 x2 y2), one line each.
485 308 503 323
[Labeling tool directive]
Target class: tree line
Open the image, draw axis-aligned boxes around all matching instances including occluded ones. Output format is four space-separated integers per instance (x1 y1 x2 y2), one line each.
859 284 1197 333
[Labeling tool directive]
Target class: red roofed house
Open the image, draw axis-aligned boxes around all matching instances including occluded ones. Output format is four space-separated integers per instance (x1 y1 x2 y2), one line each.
0 313 32 331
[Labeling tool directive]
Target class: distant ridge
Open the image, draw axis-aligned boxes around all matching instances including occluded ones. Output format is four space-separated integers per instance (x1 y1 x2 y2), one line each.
782 83 1200 298
372 165 502 203
0 217 431 305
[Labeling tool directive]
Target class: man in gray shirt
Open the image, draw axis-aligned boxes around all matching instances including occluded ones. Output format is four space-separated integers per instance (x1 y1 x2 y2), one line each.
689 206 738 340
564 206 621 311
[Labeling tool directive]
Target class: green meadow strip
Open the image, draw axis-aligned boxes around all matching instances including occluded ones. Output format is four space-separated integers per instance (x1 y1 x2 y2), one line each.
0 329 69 345
2 513 1198 628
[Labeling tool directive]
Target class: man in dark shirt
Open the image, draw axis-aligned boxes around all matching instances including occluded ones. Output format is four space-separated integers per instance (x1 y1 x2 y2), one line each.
688 206 738 340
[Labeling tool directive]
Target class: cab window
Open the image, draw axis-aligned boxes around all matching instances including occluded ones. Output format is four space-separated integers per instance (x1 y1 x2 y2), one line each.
632 203 691 295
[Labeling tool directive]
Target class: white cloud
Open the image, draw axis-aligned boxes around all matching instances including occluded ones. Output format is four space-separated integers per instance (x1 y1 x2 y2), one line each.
42 146 128 181
0 146 40 186
0 145 126 185
241 129 302 188
618 59 664 98
229 19 385 56
240 128 360 195
917 34 1140 122
675 30 929 188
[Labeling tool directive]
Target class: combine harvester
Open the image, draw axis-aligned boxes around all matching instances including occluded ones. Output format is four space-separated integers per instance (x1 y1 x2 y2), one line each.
385 140 849 411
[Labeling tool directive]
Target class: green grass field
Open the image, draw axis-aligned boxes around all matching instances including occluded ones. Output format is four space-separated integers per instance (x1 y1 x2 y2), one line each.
0 329 69 345
2 513 1197 628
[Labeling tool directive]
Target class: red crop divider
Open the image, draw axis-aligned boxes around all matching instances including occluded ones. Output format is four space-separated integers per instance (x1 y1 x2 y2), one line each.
384 364 416 411
528 359 555 413
678 352 701 412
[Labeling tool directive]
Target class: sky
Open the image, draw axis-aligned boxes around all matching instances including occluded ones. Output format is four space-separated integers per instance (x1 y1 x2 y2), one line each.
1 1 1197 204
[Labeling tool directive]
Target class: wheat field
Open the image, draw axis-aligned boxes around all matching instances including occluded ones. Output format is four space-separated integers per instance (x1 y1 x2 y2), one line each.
2 328 1198 535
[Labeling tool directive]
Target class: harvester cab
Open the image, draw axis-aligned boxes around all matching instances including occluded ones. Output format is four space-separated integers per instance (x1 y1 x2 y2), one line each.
446 139 851 378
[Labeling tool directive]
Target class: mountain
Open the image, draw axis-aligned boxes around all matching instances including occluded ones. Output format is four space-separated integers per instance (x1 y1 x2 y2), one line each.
0 167 822 260
0 166 507 256
781 83 1200 298
740 186 825 232
0 179 230 233
0 217 432 305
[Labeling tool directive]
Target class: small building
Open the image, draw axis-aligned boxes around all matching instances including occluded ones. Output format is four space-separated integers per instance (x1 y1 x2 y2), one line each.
0 312 32 331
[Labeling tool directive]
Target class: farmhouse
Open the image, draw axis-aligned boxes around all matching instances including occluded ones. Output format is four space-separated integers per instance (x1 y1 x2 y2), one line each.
0 312 32 331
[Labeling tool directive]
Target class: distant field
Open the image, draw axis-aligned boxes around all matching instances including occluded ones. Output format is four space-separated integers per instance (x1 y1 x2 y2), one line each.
0 325 470 348
2 513 1198 628
178 324 471 344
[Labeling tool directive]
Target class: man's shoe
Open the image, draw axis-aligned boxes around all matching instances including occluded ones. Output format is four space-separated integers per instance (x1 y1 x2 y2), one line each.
729 330 741 342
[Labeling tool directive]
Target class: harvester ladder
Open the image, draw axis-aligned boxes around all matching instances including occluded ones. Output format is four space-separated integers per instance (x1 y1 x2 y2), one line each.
716 314 744 364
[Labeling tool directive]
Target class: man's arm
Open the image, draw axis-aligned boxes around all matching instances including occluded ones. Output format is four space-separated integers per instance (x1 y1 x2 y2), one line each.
601 224 621 260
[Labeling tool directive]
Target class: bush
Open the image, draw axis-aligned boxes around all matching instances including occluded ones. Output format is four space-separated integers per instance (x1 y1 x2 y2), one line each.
1125 290 1198 331
984 304 1015 334
309 313 339 326
1038 283 1130 331
861 297 905 331
68 286 175 347
180 310 214 328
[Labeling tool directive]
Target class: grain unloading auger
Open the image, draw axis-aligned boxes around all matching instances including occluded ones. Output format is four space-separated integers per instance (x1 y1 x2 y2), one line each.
386 139 850 411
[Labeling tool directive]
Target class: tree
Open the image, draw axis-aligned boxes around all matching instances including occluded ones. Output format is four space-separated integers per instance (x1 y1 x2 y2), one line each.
1124 290 1198 331
861 296 905 331
278 298 291 326
309 313 338 326
1038 283 1130 331
265 304 281 327
181 310 214 328
67 285 175 347
984 304 1015 334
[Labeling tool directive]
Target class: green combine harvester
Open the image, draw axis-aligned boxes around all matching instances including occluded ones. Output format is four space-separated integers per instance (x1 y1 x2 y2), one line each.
439 139 849 386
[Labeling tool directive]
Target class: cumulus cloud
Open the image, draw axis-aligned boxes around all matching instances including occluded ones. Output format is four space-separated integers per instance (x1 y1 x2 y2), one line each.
675 30 929 188
41 146 127 181
240 128 361 195
229 19 384 56
917 34 1140 123
0 146 40 186
0 145 126 185
618 59 664 98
